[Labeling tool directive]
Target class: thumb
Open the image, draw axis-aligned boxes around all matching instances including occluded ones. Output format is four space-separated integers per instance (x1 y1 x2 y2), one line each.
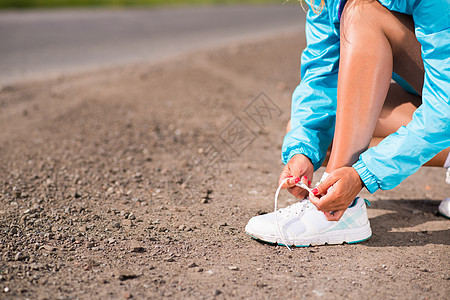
312 175 337 196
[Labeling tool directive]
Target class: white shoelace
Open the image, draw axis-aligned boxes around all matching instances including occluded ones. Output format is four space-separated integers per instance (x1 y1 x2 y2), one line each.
274 178 312 251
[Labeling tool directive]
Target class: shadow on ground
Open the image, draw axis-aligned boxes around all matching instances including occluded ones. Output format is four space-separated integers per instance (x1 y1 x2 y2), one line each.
367 199 449 247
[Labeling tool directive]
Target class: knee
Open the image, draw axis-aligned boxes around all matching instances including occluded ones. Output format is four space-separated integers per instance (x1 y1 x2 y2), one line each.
340 0 385 40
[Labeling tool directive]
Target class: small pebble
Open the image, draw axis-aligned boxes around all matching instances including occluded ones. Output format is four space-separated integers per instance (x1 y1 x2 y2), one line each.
131 247 146 253
256 282 267 288
115 270 139 281
29 263 45 270
41 245 56 251
15 252 27 261
228 266 239 271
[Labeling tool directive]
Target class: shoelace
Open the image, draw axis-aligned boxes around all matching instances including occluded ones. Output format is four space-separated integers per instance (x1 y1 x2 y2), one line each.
277 201 309 217
274 178 312 251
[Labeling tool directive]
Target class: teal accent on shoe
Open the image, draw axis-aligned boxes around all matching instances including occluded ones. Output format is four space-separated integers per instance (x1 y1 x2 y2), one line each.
364 199 371 207
279 242 309 247
347 234 372 244
246 232 276 245
440 212 450 219
348 198 357 208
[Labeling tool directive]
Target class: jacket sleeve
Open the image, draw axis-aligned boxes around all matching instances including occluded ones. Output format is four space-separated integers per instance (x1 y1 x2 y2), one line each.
281 5 340 170
353 2 450 193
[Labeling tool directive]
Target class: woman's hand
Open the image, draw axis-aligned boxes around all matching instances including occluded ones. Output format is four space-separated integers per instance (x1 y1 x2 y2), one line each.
309 167 364 221
279 154 314 199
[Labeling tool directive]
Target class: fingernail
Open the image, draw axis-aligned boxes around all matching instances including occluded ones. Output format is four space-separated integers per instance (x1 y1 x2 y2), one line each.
303 176 308 180
287 175 294 178
294 177 300 183
308 180 311 185
312 188 319 195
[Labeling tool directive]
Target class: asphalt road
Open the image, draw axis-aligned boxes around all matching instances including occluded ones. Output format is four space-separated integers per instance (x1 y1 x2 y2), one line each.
0 4 305 85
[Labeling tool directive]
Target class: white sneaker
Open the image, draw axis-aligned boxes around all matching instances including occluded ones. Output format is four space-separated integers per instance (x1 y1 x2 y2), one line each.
441 168 450 218
439 198 450 218
245 197 372 247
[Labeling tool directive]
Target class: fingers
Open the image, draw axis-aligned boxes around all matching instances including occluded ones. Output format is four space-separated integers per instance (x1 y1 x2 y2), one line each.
310 192 347 221
287 186 308 199
284 175 312 199
311 175 337 197
310 193 349 212
279 173 311 190
278 155 314 200
278 166 297 187
308 192 321 207
301 175 311 187
279 176 300 188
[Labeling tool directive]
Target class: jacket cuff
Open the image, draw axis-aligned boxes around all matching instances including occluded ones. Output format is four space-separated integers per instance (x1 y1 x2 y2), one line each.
282 145 322 170
352 159 380 194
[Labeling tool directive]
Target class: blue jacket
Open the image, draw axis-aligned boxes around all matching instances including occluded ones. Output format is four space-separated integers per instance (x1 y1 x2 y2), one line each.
282 0 450 193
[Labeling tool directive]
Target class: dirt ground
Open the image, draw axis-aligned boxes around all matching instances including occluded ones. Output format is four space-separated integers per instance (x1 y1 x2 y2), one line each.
0 32 449 299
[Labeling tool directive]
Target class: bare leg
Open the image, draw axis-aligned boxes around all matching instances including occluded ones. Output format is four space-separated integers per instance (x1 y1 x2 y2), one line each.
286 83 449 168
365 82 448 167
286 87 449 168
285 4 428 169
326 0 425 172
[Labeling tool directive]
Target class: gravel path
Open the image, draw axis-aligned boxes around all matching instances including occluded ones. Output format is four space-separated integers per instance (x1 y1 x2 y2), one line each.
0 9 449 299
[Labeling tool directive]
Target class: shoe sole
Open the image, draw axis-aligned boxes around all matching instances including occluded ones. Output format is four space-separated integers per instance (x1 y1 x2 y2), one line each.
246 222 372 247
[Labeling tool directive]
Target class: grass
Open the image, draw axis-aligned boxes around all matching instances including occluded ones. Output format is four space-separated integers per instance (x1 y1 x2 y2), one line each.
0 0 284 9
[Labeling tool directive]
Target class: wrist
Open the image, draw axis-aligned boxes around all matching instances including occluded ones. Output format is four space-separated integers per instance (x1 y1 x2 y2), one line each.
351 167 364 190
292 154 313 166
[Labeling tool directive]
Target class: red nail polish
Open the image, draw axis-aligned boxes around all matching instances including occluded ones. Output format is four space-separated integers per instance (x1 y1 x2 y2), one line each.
294 177 300 183
312 188 319 195
308 180 312 185
303 176 308 180
287 175 294 178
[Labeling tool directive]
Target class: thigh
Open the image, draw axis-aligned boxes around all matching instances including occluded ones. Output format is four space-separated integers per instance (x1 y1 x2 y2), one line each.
386 10 424 95
373 82 421 137
342 1 424 94
342 2 424 138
